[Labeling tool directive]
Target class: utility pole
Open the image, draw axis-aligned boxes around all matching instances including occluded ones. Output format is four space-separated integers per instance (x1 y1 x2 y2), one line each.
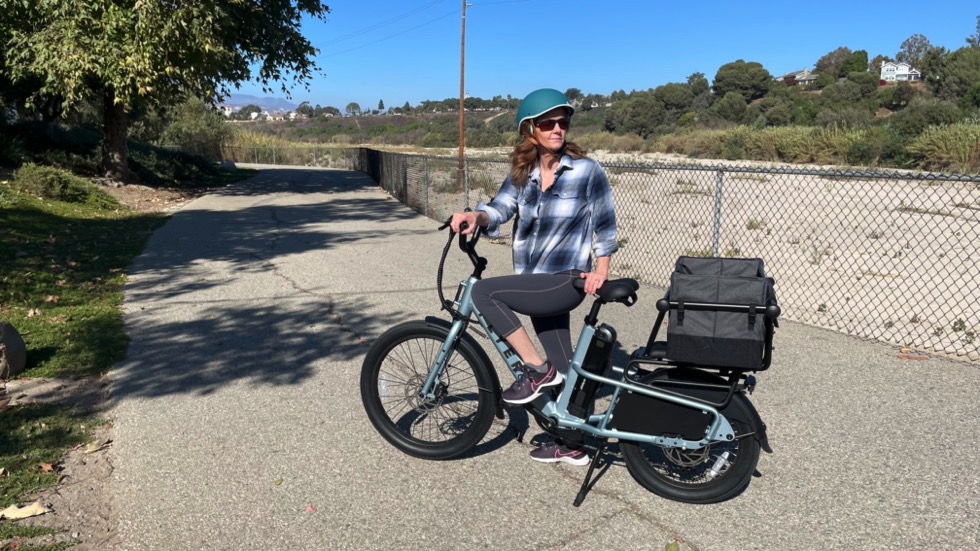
457 0 468 192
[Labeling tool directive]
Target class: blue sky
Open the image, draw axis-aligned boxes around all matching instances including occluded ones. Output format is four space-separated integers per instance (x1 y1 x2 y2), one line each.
231 0 979 110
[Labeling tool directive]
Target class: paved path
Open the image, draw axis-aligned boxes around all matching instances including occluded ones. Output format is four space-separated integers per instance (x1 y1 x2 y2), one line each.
109 166 980 550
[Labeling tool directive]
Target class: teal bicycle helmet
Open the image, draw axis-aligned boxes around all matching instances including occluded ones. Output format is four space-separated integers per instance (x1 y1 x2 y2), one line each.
515 88 574 133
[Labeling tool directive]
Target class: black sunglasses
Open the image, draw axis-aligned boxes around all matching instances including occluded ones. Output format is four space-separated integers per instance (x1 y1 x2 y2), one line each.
534 118 570 131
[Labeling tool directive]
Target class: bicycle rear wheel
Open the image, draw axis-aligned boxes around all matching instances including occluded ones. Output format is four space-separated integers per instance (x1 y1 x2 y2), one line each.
360 321 497 460
619 373 761 504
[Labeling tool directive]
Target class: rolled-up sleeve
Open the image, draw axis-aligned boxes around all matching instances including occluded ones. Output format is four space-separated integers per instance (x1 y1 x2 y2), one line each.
590 165 619 258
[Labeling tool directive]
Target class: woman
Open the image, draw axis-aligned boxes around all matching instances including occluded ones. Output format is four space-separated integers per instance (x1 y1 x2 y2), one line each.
450 88 619 465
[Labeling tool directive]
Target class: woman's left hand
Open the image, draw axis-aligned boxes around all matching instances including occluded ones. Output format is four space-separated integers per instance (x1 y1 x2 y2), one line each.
580 271 607 296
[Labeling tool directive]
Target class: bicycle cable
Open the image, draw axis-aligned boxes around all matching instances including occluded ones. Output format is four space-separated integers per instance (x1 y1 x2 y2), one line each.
436 226 455 313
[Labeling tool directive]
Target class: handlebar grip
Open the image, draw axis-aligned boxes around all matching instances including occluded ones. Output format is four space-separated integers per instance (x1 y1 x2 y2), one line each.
766 304 781 319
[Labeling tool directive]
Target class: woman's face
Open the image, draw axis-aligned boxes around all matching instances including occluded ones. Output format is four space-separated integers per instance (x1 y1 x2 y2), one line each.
531 107 569 154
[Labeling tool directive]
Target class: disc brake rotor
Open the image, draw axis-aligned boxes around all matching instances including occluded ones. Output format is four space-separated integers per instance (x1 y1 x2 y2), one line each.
406 374 447 412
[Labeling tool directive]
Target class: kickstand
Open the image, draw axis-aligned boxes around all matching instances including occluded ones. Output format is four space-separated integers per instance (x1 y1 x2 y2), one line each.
573 439 608 507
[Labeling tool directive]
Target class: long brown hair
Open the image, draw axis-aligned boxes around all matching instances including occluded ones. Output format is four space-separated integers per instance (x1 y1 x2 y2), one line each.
509 119 587 185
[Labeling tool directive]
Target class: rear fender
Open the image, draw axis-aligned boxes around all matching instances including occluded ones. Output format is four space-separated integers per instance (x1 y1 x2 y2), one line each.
424 316 504 419
652 368 773 454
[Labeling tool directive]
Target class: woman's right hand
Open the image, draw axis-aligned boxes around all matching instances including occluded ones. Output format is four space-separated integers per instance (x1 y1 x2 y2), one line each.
450 211 479 235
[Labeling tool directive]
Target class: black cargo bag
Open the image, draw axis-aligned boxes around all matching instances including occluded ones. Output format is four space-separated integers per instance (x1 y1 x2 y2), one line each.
664 256 777 370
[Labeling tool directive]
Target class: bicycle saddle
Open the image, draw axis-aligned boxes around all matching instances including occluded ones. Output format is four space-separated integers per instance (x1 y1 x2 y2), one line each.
574 277 640 305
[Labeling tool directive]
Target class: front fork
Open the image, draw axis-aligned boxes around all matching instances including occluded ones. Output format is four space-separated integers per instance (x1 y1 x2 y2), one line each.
418 276 522 400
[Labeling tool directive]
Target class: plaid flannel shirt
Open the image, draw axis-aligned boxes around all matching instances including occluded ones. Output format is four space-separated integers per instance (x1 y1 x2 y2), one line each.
477 155 618 275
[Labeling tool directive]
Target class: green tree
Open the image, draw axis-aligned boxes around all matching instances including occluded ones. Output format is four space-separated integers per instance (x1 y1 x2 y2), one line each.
880 81 919 109
814 73 835 89
687 72 709 96
234 104 263 120
918 45 950 86
345 102 362 116
604 92 665 137
896 34 932 68
159 98 231 160
712 60 771 101
654 83 694 111
1 0 330 180
295 101 315 118
846 71 880 99
840 50 869 76
815 46 853 79
968 15 980 48
869 54 892 75
964 82 980 110
710 91 747 123
821 81 863 106
564 88 583 101
378 99 384 112
927 47 980 101
887 97 962 138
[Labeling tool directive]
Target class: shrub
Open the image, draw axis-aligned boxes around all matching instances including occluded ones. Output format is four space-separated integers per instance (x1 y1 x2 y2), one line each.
576 131 617 152
0 132 26 167
12 163 117 207
888 98 963 139
907 120 980 173
612 133 646 152
158 98 232 161
128 143 217 186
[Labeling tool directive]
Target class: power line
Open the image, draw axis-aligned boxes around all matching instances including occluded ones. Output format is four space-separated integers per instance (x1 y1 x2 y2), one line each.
320 0 449 46
323 9 460 58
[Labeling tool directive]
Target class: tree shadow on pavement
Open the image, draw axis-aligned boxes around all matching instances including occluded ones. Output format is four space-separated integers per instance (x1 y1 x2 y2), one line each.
109 167 440 402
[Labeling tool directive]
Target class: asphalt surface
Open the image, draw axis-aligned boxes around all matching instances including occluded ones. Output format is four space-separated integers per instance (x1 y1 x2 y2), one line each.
109 165 980 551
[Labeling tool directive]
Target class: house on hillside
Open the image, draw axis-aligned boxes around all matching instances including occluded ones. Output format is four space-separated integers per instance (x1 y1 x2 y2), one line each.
775 68 819 87
880 61 921 82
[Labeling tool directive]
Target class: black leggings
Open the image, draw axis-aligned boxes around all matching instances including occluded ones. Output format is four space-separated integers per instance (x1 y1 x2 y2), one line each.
471 271 587 448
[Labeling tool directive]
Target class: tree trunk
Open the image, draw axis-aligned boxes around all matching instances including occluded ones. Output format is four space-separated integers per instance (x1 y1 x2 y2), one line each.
101 87 130 182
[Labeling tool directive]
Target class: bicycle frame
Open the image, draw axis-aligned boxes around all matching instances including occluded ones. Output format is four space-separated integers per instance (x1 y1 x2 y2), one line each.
420 273 738 451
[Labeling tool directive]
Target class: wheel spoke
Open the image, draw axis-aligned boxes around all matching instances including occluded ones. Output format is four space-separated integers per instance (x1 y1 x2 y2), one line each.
363 327 492 453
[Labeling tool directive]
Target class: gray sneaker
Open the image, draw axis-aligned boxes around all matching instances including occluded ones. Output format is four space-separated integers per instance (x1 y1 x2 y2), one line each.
501 361 563 404
529 442 590 466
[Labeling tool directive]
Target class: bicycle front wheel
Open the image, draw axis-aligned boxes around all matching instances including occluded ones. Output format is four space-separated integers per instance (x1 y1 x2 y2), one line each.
360 321 497 460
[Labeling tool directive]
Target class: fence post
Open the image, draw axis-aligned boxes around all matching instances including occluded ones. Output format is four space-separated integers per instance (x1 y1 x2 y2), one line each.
423 156 429 216
712 169 724 257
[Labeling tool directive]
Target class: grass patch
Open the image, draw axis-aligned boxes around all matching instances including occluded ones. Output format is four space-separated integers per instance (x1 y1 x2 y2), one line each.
0 404 106 508
1 130 255 525
0 180 167 378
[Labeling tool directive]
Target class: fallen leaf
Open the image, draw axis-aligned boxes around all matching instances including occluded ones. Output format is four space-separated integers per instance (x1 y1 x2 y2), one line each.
275 478 283 486
0 467 8 478
39 463 57 473
84 439 112 454
66 260 79 268
900 347 911 353
0 501 51 520
45 295 59 303
27 308 41 318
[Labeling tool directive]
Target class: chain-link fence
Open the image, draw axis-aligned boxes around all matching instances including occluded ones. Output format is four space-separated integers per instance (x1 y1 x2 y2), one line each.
221 146 980 363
